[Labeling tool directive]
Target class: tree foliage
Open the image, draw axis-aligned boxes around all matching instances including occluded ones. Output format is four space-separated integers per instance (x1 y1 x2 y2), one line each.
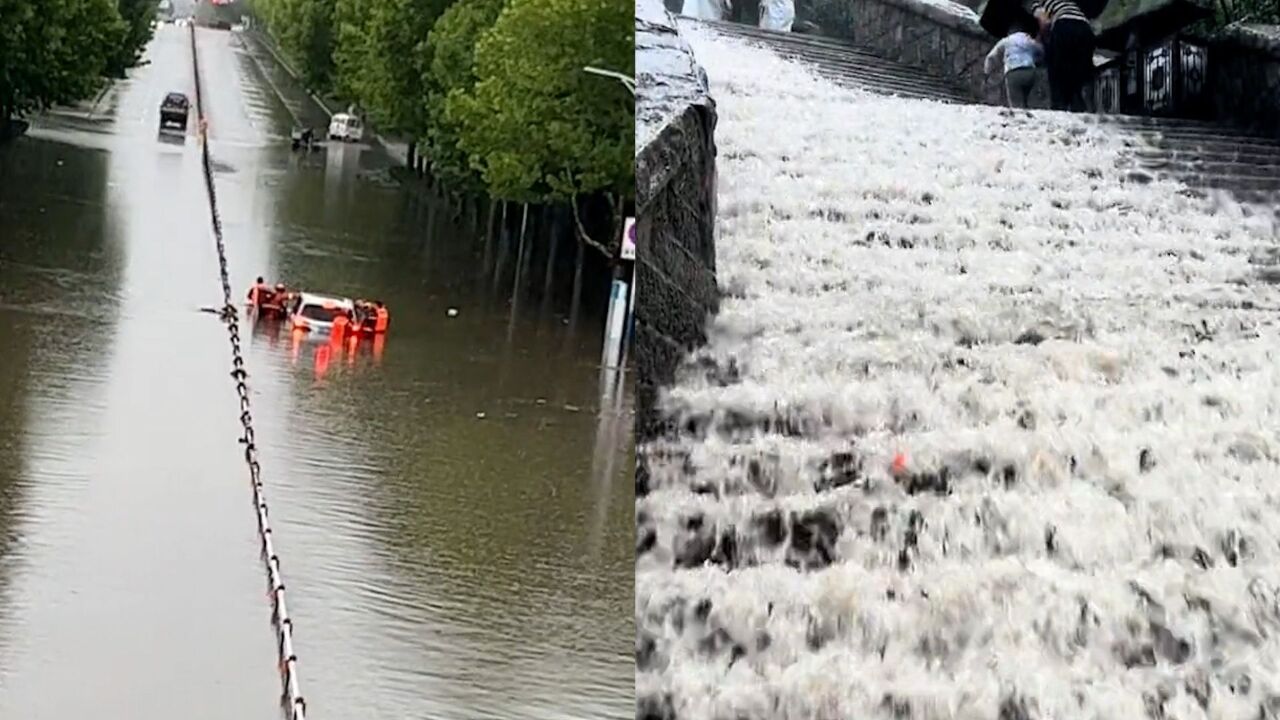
423 0 507 191
251 0 338 89
448 0 634 210
108 0 160 78
0 0 134 120
251 0 635 249
1203 0 1279 26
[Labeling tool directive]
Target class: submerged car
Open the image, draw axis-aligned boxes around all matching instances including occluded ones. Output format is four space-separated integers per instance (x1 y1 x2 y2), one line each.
290 292 355 334
327 113 364 143
159 92 189 132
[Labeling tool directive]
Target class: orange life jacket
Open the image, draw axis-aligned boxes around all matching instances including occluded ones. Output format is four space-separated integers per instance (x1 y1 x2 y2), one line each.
248 284 265 303
374 307 388 333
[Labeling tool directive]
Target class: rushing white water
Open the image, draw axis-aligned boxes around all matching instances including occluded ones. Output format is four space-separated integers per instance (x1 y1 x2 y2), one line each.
636 26 1280 720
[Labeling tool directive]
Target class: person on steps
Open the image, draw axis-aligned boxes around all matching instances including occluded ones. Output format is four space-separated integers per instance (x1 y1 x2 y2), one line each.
984 27 1044 109
1033 0 1096 112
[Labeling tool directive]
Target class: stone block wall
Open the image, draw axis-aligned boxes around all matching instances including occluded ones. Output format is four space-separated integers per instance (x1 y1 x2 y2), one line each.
801 0 1053 107
636 0 720 442
1208 24 1280 140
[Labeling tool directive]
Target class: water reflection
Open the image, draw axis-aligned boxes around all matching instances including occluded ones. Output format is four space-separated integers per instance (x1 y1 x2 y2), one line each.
0 24 632 718
0 136 124 650
226 32 633 716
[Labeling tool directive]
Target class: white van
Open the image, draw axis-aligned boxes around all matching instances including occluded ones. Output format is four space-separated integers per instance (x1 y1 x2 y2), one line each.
290 292 355 334
327 113 364 143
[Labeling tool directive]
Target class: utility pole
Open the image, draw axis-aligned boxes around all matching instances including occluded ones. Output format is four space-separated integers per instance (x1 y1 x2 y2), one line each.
583 66 636 371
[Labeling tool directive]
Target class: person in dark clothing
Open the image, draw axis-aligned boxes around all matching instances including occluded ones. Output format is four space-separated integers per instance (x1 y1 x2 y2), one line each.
1034 0 1096 112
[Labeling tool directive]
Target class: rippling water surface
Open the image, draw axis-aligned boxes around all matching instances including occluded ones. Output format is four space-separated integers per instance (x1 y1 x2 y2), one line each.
0 24 632 720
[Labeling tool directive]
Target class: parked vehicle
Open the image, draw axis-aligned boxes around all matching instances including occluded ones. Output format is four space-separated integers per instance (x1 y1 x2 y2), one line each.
327 113 364 143
159 92 190 132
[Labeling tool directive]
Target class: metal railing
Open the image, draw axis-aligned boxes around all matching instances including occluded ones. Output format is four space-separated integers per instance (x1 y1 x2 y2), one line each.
189 24 308 720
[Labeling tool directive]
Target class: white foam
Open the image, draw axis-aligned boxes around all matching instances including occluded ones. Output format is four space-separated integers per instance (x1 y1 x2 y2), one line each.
637 27 1280 719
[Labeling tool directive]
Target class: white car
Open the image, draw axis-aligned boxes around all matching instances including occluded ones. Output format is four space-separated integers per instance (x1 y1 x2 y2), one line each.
290 292 355 334
328 113 364 143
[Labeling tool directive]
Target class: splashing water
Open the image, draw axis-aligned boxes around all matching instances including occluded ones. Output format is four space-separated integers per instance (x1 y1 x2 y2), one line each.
636 26 1280 720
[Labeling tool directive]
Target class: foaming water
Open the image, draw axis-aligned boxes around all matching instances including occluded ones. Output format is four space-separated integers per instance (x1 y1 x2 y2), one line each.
636 26 1280 720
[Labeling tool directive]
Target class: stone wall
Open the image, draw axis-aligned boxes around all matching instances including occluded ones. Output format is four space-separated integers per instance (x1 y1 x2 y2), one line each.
801 0 1054 107
1209 24 1280 140
636 0 720 442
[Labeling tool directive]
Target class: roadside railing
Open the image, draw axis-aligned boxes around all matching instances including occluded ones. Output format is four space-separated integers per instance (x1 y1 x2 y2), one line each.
189 24 308 720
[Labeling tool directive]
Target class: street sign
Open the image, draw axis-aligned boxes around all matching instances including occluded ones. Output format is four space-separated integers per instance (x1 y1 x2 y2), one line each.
620 217 636 261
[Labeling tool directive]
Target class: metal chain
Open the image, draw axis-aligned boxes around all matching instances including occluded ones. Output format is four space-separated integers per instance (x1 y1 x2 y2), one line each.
190 25 307 720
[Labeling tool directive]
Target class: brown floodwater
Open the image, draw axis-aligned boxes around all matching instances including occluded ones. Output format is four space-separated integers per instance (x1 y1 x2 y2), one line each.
0 24 633 719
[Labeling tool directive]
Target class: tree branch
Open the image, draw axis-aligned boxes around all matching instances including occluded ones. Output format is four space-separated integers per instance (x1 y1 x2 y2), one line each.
570 196 615 260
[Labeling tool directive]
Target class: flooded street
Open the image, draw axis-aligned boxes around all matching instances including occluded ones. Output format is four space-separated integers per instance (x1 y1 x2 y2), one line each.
0 24 633 720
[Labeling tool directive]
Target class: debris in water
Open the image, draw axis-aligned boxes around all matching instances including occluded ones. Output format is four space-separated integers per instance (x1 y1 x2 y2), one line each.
475 411 486 419
447 307 459 317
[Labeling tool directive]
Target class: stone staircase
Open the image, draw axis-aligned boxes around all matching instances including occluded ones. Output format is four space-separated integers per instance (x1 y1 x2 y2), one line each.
691 18 1280 209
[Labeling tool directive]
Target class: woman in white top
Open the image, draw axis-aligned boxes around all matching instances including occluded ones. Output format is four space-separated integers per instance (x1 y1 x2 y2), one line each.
984 28 1045 109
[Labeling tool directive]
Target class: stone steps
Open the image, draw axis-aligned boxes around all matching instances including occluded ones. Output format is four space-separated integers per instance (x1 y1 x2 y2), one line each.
768 51 976 102
1135 147 1280 167
1136 156 1280 177
693 18 1280 208
687 18 977 102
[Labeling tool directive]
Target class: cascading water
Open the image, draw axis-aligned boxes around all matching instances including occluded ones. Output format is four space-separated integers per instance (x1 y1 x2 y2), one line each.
637 25 1280 720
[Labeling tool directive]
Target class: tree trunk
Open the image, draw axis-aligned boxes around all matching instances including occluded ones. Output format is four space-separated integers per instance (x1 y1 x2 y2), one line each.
565 230 586 351
541 206 563 313
479 200 497 291
507 204 531 341
492 202 510 294
511 203 530 301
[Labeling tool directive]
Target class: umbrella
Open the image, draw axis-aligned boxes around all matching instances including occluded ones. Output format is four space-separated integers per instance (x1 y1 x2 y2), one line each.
979 0 1039 37
980 0 1112 37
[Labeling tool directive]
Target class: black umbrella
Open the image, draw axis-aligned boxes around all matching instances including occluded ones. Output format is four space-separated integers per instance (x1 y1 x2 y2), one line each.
980 0 1112 37
979 0 1039 38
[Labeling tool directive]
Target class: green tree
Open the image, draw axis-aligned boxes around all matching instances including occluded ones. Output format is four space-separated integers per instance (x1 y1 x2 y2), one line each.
424 0 506 191
0 0 126 123
337 0 453 135
333 0 376 101
251 0 338 90
107 0 159 78
449 0 634 254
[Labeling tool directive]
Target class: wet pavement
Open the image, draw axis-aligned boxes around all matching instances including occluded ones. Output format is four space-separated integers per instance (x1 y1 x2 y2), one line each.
0 24 632 719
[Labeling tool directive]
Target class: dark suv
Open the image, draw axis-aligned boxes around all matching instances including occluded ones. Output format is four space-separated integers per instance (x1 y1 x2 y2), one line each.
159 92 190 131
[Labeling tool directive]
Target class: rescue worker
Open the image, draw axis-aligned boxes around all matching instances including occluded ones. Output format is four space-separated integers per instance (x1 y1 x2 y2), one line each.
267 283 287 316
374 300 389 334
331 310 350 339
353 299 372 332
247 276 268 306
